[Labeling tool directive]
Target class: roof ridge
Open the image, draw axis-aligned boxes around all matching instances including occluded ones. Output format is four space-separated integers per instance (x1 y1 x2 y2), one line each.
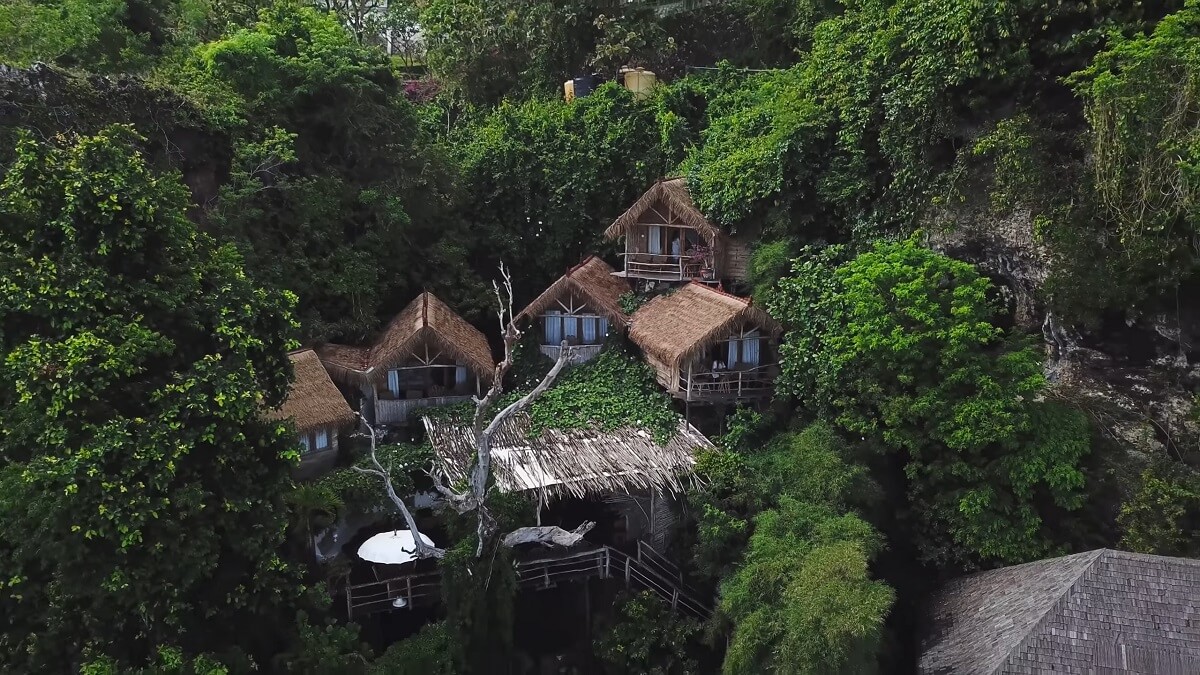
993 549 1106 673
567 254 598 276
686 280 750 304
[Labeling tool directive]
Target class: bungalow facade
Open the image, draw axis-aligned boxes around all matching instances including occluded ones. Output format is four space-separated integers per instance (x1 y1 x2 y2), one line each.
266 348 358 479
630 282 781 404
604 177 751 286
516 256 631 364
317 292 494 427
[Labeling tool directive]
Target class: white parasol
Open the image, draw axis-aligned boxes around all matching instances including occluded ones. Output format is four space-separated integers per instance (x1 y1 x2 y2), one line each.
357 529 435 565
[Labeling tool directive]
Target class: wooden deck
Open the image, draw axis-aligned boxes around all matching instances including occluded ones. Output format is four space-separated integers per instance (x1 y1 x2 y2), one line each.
345 541 711 621
375 395 473 426
538 344 604 364
678 365 776 403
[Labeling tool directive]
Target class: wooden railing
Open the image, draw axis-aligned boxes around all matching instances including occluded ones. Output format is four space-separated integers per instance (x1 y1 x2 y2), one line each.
538 344 604 364
619 253 714 282
346 545 711 621
375 395 472 425
682 364 776 401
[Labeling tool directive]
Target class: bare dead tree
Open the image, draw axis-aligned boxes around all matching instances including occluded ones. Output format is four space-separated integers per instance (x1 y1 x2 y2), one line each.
360 263 594 559
352 416 446 558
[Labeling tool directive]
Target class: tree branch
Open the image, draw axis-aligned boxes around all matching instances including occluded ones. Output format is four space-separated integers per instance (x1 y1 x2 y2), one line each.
353 416 445 559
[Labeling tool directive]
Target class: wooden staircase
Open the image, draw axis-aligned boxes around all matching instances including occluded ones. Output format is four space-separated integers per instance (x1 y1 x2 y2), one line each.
345 541 711 621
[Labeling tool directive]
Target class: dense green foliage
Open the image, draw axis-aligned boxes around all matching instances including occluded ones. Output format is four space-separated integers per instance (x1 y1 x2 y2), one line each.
0 126 300 669
525 347 681 442
771 240 1090 565
694 424 893 673
593 592 704 675
1119 461 1200 557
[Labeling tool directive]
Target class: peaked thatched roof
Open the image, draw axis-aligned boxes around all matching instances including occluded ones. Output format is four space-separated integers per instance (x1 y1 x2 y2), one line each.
630 282 780 366
920 549 1200 675
604 177 721 242
424 414 710 500
265 349 357 432
516 256 631 327
316 292 494 385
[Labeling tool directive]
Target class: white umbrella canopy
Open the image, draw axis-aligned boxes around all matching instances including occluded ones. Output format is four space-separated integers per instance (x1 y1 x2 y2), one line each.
358 529 435 565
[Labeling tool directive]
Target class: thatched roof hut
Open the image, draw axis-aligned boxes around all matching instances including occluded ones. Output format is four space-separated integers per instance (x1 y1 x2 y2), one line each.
424 413 709 500
631 282 780 368
317 292 494 387
266 349 357 432
604 178 751 282
604 177 721 242
516 255 631 327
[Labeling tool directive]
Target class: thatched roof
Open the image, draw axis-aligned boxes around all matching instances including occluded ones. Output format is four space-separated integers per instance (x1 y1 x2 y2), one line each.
424 414 710 500
516 256 631 327
630 282 780 366
316 292 494 385
604 177 721 242
265 349 357 432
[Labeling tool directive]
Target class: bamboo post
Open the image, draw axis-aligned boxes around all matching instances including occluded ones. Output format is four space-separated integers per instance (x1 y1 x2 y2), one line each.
604 548 611 579
625 555 632 585
405 576 413 609
346 583 353 620
672 587 679 610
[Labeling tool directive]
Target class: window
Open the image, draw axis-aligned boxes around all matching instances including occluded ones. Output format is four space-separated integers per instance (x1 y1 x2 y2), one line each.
299 434 311 454
315 428 329 450
387 369 400 397
544 310 563 344
582 317 598 343
455 365 468 387
648 225 663 254
727 329 763 368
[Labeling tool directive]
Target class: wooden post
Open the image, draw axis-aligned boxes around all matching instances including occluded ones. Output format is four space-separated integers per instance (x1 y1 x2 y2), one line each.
625 556 632 585
672 588 679 610
405 576 413 610
346 583 353 620
604 547 611 579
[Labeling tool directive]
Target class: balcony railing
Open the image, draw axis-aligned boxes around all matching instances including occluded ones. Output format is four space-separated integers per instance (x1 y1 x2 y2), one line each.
375 395 473 426
681 364 776 401
538 343 604 364
619 253 714 282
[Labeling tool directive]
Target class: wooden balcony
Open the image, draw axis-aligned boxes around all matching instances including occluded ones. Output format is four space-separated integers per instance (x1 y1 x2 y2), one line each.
616 253 715 283
375 395 473 426
538 343 604 364
679 364 776 402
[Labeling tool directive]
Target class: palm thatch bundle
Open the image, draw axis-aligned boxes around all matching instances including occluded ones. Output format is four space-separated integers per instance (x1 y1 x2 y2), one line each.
423 413 710 501
265 349 357 432
516 255 632 327
630 282 781 368
316 292 494 387
603 177 721 243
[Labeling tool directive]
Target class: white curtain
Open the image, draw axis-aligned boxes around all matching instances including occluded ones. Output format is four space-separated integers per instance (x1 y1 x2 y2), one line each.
299 434 311 454
544 311 562 344
582 317 598 343
455 364 467 385
739 329 758 362
315 428 329 450
599 317 609 338
726 339 737 366
387 369 400 397
648 225 662 254
564 316 579 340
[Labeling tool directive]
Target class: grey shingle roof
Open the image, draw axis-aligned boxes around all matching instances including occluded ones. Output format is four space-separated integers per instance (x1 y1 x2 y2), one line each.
920 549 1200 674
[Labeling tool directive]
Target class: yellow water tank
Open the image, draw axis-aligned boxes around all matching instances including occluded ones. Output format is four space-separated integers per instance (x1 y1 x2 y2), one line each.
622 68 657 99
563 79 575 102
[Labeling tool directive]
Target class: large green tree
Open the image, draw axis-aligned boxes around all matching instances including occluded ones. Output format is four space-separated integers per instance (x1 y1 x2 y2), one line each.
771 240 1090 566
0 126 301 670
693 424 893 674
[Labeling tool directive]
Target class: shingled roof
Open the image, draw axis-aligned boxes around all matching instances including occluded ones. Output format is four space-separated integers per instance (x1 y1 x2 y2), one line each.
317 292 494 386
265 349 356 432
630 282 780 367
516 256 631 327
604 177 721 243
920 549 1200 675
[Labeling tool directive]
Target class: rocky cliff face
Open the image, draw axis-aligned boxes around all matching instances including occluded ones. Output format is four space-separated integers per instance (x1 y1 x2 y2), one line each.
0 63 229 215
929 196 1199 459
